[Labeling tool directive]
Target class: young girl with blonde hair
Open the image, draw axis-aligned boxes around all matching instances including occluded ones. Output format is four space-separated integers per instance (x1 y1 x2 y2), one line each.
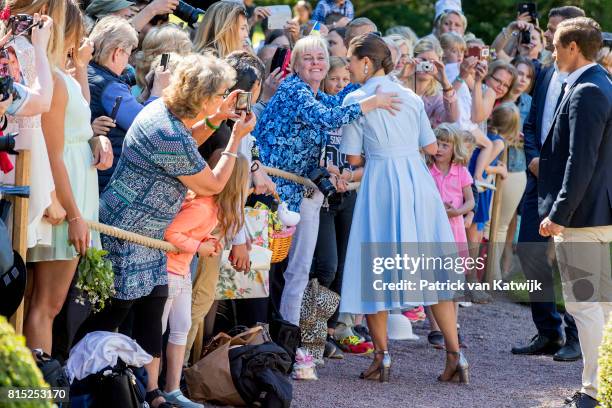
159 154 250 407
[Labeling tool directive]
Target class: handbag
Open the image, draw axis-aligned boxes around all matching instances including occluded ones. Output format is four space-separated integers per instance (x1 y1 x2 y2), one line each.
184 326 266 406
215 244 272 300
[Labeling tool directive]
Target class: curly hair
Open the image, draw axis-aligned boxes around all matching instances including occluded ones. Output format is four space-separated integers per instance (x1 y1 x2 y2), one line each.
163 53 236 119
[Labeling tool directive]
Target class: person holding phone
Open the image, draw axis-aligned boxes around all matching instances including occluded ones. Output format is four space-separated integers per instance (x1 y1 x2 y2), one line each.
87 15 171 192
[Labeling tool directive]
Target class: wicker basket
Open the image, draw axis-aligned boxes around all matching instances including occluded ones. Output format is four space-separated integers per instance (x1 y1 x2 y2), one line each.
269 226 295 263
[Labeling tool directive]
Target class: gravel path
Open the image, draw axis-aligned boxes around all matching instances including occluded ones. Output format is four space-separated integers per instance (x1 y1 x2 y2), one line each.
291 296 582 408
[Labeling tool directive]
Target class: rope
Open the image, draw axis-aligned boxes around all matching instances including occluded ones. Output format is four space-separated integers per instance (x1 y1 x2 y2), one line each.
262 166 360 191
85 220 180 253
84 166 360 250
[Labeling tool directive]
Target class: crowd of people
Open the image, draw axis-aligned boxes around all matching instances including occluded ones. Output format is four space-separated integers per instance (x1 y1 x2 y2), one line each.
0 0 610 407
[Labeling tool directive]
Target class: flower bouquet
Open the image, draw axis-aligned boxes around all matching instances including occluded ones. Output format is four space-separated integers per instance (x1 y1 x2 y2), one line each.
75 247 114 313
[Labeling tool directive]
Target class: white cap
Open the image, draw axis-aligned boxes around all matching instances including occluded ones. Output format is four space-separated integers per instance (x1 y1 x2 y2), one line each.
435 0 462 20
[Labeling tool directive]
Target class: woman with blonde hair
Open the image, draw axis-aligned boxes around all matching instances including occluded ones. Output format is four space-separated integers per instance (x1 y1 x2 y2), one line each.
25 0 102 361
402 38 458 129
132 24 192 97
386 34 412 73
193 1 249 57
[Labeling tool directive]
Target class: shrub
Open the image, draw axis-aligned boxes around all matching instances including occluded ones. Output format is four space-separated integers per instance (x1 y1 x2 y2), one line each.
599 313 612 407
0 316 52 408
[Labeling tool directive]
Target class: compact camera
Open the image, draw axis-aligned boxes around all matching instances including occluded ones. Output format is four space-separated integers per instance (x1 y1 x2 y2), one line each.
416 61 434 73
308 167 336 197
0 49 19 103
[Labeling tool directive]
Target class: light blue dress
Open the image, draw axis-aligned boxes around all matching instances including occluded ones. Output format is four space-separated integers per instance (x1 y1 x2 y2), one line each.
339 76 459 314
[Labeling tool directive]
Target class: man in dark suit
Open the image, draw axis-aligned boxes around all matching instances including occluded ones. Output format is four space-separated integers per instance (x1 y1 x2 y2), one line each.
538 17 611 408
513 6 585 361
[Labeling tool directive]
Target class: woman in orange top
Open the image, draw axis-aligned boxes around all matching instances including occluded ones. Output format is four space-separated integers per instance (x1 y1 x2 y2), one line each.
159 154 250 406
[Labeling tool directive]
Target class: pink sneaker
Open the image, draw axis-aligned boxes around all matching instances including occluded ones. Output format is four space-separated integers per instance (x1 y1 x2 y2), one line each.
402 306 426 322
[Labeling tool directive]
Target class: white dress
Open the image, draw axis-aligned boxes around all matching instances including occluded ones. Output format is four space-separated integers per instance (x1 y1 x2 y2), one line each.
1 36 55 248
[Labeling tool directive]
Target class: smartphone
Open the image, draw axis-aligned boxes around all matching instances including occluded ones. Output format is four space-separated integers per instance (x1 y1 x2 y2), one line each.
466 46 482 59
235 91 252 114
110 96 123 121
161 53 170 71
518 2 537 23
270 47 292 79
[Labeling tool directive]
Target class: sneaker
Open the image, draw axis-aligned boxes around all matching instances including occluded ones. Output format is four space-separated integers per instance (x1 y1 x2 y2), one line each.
163 389 203 408
324 339 344 359
353 324 372 342
340 335 374 355
458 301 472 308
402 306 426 322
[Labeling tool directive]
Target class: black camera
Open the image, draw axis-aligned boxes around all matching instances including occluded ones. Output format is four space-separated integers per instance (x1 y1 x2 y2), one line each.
0 132 17 154
309 167 336 197
0 50 19 103
8 14 40 36
519 29 531 45
174 0 204 27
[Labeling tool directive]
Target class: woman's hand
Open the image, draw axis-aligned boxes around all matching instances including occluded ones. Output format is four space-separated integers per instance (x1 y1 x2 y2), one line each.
90 135 114 170
459 56 478 80
508 19 533 33
210 89 242 123
284 20 300 44
30 14 53 51
432 59 449 85
374 85 402 115
147 0 179 15
43 192 66 225
91 115 116 136
151 66 172 97
474 60 488 83
398 58 416 80
261 67 285 103
68 217 90 256
229 243 250 272
232 111 256 140
252 166 276 194
249 7 271 26
76 38 94 68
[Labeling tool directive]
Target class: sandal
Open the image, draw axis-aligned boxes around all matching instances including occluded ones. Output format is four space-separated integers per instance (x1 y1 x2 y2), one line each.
146 389 174 408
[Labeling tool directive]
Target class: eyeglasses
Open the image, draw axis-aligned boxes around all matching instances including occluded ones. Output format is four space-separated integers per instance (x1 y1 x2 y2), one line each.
216 90 230 98
490 75 512 90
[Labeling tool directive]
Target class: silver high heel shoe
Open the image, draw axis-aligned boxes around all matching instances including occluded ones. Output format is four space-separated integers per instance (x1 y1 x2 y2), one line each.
359 350 391 382
437 350 469 384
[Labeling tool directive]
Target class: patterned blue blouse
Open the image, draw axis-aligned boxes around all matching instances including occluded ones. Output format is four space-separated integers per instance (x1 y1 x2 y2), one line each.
99 99 206 300
253 74 362 211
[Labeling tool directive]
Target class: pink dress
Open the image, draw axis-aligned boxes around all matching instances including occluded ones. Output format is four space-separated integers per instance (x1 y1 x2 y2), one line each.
429 163 472 255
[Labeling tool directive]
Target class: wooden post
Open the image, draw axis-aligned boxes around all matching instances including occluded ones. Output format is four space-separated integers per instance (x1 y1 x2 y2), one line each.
9 150 31 334
486 148 508 286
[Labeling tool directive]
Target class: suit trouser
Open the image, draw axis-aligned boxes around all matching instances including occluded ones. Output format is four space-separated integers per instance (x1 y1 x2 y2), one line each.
553 225 612 399
280 191 324 325
518 176 577 340
185 254 222 360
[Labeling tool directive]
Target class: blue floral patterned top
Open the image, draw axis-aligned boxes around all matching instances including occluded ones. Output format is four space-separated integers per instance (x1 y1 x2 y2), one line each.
253 74 362 211
99 99 206 300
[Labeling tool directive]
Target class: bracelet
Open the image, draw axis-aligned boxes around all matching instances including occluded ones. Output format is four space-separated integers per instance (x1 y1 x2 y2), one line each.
68 216 81 223
205 117 220 131
222 151 238 159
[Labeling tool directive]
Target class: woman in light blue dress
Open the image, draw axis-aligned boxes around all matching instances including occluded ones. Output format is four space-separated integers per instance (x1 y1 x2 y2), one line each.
340 33 468 384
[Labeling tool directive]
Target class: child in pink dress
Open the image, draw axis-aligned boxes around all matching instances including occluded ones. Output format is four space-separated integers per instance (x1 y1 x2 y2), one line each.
424 123 476 348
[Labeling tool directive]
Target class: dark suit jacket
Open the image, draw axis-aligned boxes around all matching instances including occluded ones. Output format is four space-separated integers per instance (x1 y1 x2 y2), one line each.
523 65 555 167
538 64 612 228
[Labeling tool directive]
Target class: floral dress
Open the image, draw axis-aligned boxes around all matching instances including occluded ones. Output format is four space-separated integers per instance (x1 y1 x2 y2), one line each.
253 75 361 211
99 99 206 300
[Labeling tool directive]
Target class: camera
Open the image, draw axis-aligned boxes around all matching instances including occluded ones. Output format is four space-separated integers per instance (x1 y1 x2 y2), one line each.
0 132 17 154
308 167 336 197
0 50 19 103
416 61 434 73
173 0 204 27
519 29 531 45
8 14 40 36
235 91 252 114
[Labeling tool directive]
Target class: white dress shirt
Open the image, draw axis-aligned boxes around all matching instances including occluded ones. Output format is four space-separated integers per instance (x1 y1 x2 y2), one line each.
564 62 598 89
540 67 568 145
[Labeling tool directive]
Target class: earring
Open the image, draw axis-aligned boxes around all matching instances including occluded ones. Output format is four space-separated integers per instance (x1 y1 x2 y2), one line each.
364 64 369 75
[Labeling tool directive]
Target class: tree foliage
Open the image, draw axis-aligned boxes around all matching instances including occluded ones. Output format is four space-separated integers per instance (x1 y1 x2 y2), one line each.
255 0 611 43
